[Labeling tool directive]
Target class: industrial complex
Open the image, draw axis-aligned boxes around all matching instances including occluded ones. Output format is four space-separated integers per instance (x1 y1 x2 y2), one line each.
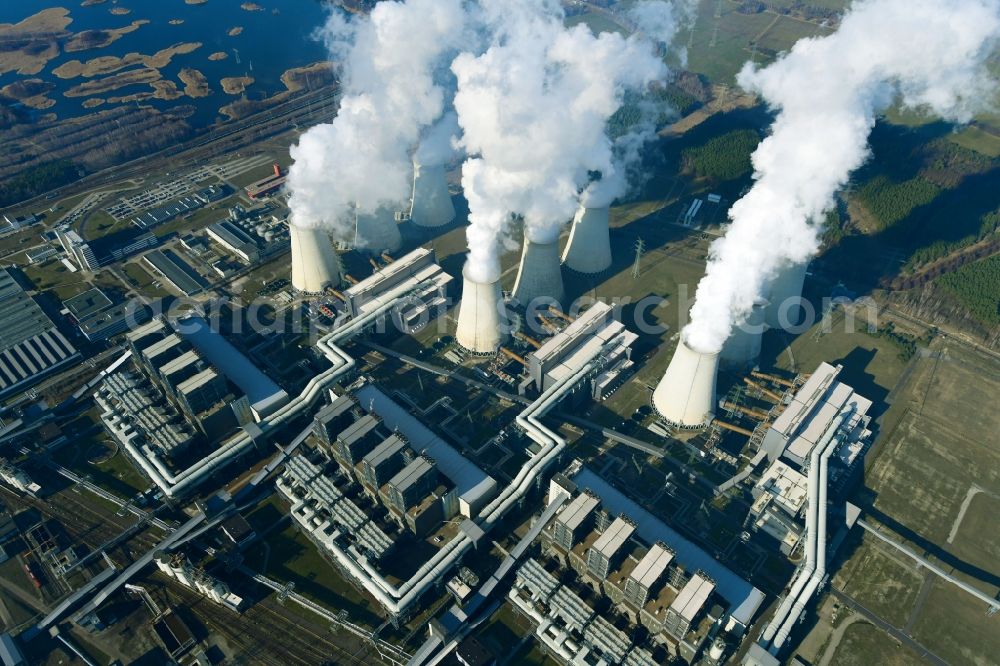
0 1 997 665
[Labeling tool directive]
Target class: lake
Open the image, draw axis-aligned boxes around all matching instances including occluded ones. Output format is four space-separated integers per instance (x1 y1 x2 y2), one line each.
0 0 334 129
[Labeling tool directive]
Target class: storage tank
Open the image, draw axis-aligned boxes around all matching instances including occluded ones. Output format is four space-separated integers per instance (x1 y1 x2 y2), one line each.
512 237 565 307
456 271 507 354
355 206 402 253
410 161 456 228
720 301 766 369
561 206 612 274
764 262 808 330
290 224 343 294
651 338 719 429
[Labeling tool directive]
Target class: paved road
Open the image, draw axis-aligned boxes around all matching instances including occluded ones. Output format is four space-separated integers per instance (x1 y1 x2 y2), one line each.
830 588 947 666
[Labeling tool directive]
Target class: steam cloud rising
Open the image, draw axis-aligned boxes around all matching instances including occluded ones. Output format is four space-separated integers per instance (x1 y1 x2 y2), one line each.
286 0 467 241
456 0 685 283
683 0 1000 353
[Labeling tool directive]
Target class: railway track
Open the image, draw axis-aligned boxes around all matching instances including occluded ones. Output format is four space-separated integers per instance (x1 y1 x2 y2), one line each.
164 577 378 665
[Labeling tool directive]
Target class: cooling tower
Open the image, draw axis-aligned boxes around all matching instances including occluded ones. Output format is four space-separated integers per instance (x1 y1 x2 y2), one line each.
561 206 612 274
456 272 507 354
290 224 343 294
512 238 565 306
764 262 808 330
355 206 403 253
720 302 766 369
410 162 456 228
651 339 719 429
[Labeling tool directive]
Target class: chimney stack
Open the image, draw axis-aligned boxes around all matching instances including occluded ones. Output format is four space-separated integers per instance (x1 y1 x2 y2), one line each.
355 206 403 253
456 271 507 355
720 301 766 369
652 339 719 429
290 224 343 294
561 206 612 274
512 237 565 307
410 161 456 228
763 262 808 331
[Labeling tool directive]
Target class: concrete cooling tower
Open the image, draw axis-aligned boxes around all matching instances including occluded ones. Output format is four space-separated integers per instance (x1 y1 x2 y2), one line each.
512 238 565 307
764 262 808 330
456 272 507 354
290 224 343 294
410 162 456 228
355 206 403 253
652 339 719 429
561 206 612 274
720 302 766 369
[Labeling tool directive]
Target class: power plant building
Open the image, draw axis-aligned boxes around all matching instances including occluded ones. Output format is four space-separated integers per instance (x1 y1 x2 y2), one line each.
525 302 637 399
762 362 872 468
0 267 80 398
339 247 452 328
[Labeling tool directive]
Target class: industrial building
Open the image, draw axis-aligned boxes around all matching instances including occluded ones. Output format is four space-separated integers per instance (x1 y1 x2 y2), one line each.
207 220 261 264
338 247 452 330
755 362 873 655
277 454 399 563
551 465 764 633
63 288 150 342
143 249 210 296
245 163 286 199
99 316 293 493
57 226 162 271
0 459 41 495
155 551 243 612
522 301 637 400
0 268 80 398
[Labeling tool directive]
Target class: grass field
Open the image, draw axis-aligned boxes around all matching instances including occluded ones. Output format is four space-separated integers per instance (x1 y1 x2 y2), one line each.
841 339 1000 666
829 622 926 666
948 491 1000 575
866 342 1000 544
911 577 1000 666
833 537 922 627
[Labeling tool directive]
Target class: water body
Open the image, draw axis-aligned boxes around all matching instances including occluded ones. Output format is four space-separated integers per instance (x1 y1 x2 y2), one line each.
0 0 333 129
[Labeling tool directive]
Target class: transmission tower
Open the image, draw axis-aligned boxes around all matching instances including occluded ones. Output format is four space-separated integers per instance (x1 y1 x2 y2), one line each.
632 238 645 279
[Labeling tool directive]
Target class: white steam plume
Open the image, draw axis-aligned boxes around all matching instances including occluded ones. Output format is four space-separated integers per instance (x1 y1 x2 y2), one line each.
455 0 680 283
286 0 466 242
416 111 462 167
684 0 1000 353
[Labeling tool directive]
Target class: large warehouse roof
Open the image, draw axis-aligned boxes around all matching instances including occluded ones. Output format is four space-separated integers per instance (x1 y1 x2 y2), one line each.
0 268 79 396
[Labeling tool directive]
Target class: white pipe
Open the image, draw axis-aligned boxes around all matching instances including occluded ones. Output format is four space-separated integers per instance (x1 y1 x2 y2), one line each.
761 410 848 645
136 282 419 497
773 414 845 649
